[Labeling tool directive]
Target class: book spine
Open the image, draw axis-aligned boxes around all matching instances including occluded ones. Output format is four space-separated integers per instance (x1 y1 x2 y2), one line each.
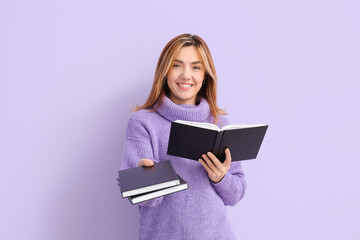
212 131 224 156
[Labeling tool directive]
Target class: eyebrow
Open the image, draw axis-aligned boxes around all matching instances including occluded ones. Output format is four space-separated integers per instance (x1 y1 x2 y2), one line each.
174 59 203 65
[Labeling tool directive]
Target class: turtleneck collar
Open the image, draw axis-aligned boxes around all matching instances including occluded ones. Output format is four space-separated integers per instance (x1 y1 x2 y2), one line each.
154 95 211 122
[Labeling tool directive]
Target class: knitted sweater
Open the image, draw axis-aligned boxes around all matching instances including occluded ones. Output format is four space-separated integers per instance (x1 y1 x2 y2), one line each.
121 96 247 240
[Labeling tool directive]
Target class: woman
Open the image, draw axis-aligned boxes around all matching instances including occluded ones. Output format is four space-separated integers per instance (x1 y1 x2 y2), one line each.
121 33 246 240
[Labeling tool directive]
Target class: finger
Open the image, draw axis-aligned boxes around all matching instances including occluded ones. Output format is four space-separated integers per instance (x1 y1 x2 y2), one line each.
198 158 215 175
206 152 223 169
138 159 145 166
202 153 218 173
143 159 154 167
138 158 154 167
224 148 232 167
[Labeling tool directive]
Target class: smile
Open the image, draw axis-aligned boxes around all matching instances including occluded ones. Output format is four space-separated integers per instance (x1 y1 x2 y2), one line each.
177 83 193 89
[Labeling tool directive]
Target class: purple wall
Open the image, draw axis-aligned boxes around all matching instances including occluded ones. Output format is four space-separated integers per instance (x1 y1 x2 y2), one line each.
1 0 359 239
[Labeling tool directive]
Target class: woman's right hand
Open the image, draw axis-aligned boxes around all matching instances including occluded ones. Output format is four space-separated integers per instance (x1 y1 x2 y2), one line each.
138 158 154 167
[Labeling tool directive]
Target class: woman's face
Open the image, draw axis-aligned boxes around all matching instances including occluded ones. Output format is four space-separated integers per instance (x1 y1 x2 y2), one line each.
166 46 206 105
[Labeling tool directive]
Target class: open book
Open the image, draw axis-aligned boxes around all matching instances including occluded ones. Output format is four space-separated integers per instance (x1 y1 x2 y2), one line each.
167 120 268 162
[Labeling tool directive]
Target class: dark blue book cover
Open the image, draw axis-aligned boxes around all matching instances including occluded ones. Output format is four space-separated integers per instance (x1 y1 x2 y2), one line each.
167 120 268 162
117 160 179 197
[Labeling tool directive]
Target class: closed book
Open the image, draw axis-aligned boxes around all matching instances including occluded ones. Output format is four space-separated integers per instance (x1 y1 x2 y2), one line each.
117 160 179 198
125 175 188 205
167 120 268 162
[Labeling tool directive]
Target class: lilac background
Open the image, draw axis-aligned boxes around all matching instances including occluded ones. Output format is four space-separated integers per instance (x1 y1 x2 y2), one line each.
1 0 359 239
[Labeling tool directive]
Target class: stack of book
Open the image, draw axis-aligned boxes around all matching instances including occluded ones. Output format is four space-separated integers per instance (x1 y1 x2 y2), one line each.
117 160 188 205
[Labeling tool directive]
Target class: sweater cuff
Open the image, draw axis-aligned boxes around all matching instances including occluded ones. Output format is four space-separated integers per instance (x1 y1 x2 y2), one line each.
211 172 232 194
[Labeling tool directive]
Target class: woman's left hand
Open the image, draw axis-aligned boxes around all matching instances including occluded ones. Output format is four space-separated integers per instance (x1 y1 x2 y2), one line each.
198 148 232 183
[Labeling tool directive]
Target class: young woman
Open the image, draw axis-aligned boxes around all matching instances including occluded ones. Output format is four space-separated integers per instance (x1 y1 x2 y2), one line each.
121 34 246 240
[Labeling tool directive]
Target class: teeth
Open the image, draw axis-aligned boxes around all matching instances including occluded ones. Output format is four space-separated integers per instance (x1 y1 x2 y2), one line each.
178 84 192 88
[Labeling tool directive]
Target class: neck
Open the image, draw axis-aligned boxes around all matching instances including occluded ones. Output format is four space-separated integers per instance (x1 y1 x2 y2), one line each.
167 94 196 105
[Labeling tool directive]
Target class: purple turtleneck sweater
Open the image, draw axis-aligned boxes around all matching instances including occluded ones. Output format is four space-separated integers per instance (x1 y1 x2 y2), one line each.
121 96 246 240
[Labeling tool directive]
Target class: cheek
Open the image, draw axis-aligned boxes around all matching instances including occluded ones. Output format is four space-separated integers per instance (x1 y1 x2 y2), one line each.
195 73 205 85
166 71 177 84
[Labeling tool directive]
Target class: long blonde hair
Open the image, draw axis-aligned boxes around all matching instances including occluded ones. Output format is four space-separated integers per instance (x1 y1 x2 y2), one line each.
135 33 226 123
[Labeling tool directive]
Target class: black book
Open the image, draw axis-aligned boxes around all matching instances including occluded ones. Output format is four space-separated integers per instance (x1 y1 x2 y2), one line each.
125 175 188 205
167 120 268 162
117 160 180 198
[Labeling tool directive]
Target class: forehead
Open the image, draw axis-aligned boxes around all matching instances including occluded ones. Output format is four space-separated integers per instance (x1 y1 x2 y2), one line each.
175 46 203 62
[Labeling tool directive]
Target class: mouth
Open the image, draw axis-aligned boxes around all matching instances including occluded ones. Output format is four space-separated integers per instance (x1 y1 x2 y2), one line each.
176 83 193 90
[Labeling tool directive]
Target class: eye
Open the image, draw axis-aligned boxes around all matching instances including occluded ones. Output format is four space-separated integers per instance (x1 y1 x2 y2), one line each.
173 64 181 68
193 66 201 70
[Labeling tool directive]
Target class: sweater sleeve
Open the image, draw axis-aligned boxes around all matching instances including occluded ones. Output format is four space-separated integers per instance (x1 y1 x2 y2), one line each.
210 114 247 206
211 162 247 206
120 114 164 207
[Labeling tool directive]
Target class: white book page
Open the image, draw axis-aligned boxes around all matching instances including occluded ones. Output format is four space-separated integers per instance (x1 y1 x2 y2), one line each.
174 120 220 131
221 124 267 131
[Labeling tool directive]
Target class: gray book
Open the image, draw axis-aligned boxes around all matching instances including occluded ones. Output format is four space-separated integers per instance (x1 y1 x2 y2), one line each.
126 175 188 205
117 160 179 198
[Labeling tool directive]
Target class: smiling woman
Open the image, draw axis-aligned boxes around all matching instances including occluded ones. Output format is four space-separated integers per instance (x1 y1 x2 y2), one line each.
121 34 246 240
166 46 205 105
135 33 225 123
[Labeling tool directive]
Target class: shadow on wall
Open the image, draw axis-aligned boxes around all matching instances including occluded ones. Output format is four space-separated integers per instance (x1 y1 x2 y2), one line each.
44 81 149 240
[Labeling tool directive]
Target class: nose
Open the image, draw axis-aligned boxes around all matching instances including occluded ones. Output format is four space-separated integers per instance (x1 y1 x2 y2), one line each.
180 67 191 80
